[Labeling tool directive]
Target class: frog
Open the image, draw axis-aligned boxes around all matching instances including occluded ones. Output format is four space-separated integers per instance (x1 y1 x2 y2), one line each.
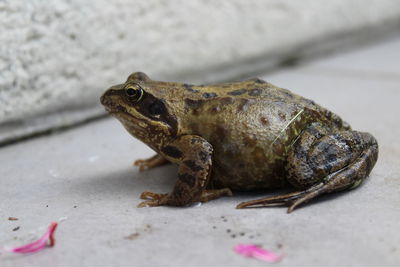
100 72 378 213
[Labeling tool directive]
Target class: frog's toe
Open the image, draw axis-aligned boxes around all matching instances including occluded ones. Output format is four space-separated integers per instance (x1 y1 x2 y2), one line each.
133 160 147 172
236 191 306 212
137 191 170 207
139 191 168 200
133 154 169 172
137 200 161 208
137 194 169 208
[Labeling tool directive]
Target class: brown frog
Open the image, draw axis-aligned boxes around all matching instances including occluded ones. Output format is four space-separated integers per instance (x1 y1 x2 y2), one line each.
100 72 378 213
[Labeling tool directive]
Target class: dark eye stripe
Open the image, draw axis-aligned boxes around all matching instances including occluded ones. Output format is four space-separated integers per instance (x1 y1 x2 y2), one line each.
149 101 164 116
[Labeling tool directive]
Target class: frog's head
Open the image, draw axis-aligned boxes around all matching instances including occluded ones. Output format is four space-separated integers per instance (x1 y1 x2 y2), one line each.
100 72 178 148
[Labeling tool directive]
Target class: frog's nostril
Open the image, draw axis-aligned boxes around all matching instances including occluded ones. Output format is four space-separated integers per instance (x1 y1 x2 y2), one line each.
100 93 112 106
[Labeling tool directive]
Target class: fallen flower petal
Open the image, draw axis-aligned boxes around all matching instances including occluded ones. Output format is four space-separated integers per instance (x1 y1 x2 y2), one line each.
234 244 282 263
0 222 58 254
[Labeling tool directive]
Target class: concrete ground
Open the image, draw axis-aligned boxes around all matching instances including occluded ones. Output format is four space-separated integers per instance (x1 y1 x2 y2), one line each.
1 36 400 267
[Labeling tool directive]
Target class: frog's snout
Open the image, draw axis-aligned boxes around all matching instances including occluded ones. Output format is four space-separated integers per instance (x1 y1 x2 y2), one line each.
100 91 112 107
101 84 126 107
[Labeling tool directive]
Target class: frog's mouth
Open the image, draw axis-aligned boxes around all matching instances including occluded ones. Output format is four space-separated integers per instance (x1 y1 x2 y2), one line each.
104 106 125 116
106 106 136 122
105 106 148 132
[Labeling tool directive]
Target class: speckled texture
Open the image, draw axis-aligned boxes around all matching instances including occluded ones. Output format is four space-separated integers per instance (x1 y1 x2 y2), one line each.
1 0 400 144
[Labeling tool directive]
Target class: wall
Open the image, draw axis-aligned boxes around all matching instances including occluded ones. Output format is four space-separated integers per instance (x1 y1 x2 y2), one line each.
1 0 400 144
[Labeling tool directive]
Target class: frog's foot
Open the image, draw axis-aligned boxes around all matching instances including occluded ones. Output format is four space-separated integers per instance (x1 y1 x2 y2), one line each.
137 189 233 207
137 198 166 208
200 188 233 202
137 191 168 207
133 154 169 172
236 191 306 211
139 191 168 200
236 184 327 212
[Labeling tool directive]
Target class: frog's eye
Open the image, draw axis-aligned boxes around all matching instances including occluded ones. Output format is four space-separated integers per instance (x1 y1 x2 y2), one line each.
124 84 144 102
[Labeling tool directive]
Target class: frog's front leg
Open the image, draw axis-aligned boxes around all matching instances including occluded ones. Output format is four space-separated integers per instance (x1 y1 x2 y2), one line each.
137 135 232 207
237 123 378 213
133 154 169 172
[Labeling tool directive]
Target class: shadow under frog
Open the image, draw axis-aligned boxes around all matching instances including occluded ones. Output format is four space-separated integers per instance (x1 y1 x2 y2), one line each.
100 72 378 213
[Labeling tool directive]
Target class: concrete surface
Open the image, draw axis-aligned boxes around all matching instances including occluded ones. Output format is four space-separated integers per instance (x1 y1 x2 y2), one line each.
1 37 400 267
2 0 400 145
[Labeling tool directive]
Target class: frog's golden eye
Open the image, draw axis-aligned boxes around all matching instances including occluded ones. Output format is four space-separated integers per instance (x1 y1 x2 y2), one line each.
124 84 144 102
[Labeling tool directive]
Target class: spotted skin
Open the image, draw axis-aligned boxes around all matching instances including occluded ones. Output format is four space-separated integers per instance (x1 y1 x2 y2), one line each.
100 72 378 212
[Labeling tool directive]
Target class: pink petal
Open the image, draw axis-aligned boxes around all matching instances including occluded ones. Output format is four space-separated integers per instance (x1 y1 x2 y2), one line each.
1 222 58 254
234 244 282 263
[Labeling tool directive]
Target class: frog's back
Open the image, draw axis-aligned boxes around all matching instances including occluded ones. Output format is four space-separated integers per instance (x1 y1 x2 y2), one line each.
182 78 325 148
180 79 348 190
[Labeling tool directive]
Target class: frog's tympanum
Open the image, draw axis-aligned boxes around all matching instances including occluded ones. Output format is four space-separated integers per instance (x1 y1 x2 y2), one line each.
100 72 378 213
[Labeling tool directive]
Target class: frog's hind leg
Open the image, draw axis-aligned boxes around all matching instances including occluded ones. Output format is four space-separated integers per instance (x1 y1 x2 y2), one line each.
237 126 378 213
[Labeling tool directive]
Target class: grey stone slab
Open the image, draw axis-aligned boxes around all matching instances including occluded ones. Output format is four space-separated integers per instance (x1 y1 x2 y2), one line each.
303 36 400 75
1 39 400 267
